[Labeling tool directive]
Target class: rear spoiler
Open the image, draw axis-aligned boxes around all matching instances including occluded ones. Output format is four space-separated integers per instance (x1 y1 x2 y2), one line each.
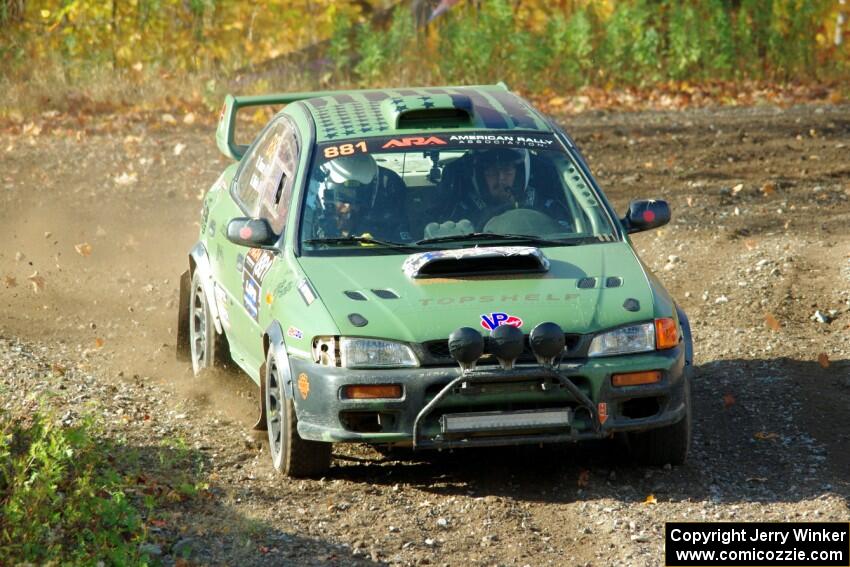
215 90 342 160
215 83 513 160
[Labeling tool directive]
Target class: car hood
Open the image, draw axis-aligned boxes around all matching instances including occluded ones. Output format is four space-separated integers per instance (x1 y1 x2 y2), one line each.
297 242 655 342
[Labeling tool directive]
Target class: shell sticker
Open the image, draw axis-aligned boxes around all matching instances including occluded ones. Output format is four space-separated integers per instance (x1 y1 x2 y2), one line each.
297 373 310 400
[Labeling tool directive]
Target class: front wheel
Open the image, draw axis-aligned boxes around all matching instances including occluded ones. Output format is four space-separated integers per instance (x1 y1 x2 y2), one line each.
265 348 331 478
628 378 692 466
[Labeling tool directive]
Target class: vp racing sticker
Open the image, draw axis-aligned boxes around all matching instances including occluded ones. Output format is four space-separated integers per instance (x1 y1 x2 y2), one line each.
242 248 275 321
480 312 523 331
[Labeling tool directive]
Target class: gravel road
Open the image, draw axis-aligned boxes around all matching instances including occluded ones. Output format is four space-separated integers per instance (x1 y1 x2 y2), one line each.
1 102 848 566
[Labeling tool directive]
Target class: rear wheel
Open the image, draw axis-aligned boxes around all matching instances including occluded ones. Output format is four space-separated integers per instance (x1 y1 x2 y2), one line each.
188 270 228 375
628 378 692 466
265 348 331 478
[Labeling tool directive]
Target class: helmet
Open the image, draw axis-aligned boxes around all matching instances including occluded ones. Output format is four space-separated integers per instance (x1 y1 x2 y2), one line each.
321 154 378 206
473 148 526 168
473 147 531 197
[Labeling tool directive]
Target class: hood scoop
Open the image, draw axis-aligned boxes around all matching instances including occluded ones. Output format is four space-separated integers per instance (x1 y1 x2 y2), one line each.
402 246 550 279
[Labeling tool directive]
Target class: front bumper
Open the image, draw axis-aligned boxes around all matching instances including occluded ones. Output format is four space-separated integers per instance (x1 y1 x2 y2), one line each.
289 345 688 449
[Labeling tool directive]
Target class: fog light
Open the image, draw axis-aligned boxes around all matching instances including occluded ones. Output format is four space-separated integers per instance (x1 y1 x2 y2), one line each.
342 384 403 399
612 371 662 387
489 324 525 369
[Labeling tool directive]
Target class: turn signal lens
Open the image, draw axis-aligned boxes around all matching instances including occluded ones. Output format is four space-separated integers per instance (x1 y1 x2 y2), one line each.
654 318 678 350
612 371 662 387
342 385 403 399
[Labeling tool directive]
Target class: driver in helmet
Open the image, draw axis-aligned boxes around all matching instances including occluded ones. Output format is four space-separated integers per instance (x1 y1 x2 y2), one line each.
438 147 573 231
316 153 409 241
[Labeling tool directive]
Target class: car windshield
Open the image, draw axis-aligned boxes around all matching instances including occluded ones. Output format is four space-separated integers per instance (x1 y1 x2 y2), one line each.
299 132 615 253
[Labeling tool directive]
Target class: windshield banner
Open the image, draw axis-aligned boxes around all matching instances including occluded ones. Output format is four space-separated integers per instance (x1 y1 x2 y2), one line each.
318 131 558 163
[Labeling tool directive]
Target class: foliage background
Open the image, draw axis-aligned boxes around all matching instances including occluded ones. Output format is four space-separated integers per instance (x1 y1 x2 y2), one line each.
0 0 848 116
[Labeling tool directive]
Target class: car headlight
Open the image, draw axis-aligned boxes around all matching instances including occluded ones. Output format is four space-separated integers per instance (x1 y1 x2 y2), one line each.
588 322 655 357
312 336 419 368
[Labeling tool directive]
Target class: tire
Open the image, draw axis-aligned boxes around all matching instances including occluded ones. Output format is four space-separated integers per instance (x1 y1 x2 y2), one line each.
628 377 692 466
264 348 331 478
188 270 229 375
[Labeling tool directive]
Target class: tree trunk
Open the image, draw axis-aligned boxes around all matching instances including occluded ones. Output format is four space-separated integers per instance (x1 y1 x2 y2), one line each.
837 0 847 47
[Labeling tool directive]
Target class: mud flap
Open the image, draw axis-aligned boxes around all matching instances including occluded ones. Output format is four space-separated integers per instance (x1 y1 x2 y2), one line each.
253 361 268 431
176 269 191 362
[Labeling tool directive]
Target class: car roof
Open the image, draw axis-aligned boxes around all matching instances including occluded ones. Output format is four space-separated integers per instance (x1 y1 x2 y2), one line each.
296 84 554 143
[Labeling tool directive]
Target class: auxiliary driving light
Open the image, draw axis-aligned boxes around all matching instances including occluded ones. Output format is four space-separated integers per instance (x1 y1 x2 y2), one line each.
529 322 565 366
489 324 525 369
448 327 485 372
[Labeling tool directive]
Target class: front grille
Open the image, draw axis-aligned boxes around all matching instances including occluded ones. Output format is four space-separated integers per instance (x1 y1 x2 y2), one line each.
423 333 583 363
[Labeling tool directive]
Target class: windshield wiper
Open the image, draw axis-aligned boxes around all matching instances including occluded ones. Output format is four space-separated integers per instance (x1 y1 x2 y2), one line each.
304 236 419 251
415 232 577 246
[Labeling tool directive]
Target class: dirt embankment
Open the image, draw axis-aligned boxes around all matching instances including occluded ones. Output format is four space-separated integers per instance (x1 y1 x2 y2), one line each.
1 103 849 566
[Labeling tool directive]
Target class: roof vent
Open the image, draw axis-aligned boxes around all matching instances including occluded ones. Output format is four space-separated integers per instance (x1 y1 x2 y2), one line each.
382 95 474 130
344 290 367 301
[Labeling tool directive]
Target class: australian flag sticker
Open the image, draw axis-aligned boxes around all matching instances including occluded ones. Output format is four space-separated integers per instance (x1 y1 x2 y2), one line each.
480 312 523 331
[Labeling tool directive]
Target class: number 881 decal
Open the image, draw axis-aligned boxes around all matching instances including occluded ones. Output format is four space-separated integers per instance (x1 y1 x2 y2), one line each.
323 141 368 159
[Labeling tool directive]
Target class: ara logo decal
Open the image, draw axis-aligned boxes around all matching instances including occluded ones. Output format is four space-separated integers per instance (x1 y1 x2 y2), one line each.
480 312 523 331
381 136 447 149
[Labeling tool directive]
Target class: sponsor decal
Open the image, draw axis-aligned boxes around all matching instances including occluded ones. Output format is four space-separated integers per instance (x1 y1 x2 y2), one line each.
241 248 275 321
598 402 609 425
287 326 303 340
297 279 316 306
265 292 274 305
480 312 523 330
214 284 231 330
297 373 310 400
447 133 554 148
274 278 294 298
381 136 447 149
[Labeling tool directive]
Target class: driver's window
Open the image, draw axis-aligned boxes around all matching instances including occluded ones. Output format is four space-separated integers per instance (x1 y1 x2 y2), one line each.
232 119 289 218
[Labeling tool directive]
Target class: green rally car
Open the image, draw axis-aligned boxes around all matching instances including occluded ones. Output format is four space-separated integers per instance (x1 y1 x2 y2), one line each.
177 84 694 478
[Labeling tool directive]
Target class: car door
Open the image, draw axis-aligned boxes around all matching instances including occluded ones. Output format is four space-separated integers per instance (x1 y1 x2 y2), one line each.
208 116 299 372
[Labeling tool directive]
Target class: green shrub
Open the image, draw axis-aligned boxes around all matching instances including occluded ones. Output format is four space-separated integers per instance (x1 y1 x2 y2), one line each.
0 411 149 565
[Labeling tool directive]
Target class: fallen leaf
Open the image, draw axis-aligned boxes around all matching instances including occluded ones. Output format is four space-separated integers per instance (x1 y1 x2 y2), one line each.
744 239 757 251
28 271 45 293
161 113 177 125
686 196 694 207
94 338 105 348
760 182 776 196
754 431 779 441
173 143 186 156
723 393 736 408
114 171 138 186
75 242 92 257
51 363 66 376
644 494 657 505
732 183 744 195
15 251 24 262
3 276 16 288
577 469 590 488
764 312 781 331
183 112 196 125
817 353 830 368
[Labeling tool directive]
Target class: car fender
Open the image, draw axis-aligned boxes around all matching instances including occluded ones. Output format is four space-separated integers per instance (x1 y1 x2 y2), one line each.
264 320 296 401
189 242 224 335
676 305 694 367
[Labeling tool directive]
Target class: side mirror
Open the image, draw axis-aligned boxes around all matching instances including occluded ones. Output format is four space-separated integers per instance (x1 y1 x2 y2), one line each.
226 218 278 248
622 200 670 234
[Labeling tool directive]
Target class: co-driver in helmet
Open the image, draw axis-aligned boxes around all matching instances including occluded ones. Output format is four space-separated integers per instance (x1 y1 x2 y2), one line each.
315 154 409 241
